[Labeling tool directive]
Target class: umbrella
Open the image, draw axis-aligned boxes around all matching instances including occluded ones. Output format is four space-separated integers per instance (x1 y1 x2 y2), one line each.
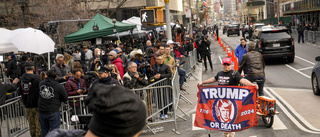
8 27 54 55
0 28 19 53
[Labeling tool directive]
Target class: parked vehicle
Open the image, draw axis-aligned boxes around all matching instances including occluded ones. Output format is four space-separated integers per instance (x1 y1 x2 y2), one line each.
312 56 320 95
247 27 295 63
223 25 229 34
227 25 240 36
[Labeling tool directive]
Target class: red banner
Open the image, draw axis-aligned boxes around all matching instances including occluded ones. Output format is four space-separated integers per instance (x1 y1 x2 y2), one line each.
194 86 258 132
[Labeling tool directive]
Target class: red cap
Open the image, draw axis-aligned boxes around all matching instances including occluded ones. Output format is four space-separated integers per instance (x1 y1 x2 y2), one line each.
222 57 232 65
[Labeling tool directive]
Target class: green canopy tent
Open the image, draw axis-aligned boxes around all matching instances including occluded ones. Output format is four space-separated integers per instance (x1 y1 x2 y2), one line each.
64 13 136 43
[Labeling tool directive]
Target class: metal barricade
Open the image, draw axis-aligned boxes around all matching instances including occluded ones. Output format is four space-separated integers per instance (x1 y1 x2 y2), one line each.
60 94 89 130
0 96 29 137
304 30 309 42
308 31 314 43
132 78 177 134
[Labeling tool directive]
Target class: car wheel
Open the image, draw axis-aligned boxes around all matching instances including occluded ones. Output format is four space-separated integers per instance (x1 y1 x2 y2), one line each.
227 34 229 37
238 33 240 36
287 57 294 63
312 73 320 95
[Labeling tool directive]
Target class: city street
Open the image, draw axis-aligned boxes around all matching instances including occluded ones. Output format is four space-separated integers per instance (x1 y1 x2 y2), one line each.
139 31 320 137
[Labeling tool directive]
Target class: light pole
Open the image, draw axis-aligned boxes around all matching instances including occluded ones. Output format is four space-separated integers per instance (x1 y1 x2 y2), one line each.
17 0 27 27
112 18 120 42
165 0 172 41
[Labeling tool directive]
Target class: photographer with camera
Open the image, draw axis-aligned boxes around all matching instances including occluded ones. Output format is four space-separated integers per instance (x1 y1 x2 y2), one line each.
123 62 148 89
50 54 72 82
131 49 153 80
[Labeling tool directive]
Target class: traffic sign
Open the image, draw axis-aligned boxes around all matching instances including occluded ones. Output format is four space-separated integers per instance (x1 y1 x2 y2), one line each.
140 9 155 24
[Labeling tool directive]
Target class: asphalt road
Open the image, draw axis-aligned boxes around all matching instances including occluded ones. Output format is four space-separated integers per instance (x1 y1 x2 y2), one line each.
140 31 320 137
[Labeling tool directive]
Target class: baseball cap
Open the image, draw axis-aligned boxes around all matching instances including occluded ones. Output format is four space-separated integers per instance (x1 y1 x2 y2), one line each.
167 40 174 44
222 57 232 65
113 49 121 54
97 67 111 73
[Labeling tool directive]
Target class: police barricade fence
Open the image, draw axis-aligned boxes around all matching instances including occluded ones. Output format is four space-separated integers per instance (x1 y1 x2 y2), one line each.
0 96 29 137
308 31 313 43
304 30 309 42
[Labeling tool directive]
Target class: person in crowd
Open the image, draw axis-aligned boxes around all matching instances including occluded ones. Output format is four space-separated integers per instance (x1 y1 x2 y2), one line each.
65 69 87 114
38 70 68 136
18 62 41 137
199 35 213 71
198 57 258 137
235 39 247 64
108 50 124 79
158 45 165 56
173 22 184 46
46 84 147 137
106 64 122 85
50 54 71 82
162 45 176 75
216 25 219 40
4 54 18 79
248 25 253 38
184 37 193 54
147 44 159 67
40 72 47 80
115 47 127 69
19 55 30 77
118 43 125 54
151 55 172 82
166 40 176 57
72 61 85 77
297 23 305 43
64 52 74 67
88 66 119 95
89 48 108 71
305 23 310 31
123 62 148 89
238 42 265 96
144 40 152 52
151 55 172 119
0 77 19 106
83 46 93 67
195 35 202 62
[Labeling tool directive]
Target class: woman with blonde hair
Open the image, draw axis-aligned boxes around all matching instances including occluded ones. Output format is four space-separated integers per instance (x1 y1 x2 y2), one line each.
64 53 73 67
106 64 122 85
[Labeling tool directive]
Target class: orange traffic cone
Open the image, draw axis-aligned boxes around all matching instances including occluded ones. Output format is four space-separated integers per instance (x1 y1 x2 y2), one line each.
227 46 232 57
223 44 226 51
231 50 235 62
234 57 239 71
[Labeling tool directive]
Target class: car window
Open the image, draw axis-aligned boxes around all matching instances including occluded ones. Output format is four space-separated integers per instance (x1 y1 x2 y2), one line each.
261 32 290 40
255 25 264 29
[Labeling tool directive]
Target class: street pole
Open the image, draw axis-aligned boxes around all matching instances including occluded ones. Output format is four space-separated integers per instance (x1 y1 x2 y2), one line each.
277 0 280 24
189 0 193 35
165 0 172 40
196 0 200 27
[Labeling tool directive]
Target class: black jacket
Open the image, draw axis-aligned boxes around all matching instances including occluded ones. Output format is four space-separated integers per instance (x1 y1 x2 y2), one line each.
297 25 305 34
0 83 17 106
199 40 211 54
88 76 119 95
6 59 17 79
18 73 41 108
19 61 26 77
151 63 172 82
38 77 68 114
238 51 265 77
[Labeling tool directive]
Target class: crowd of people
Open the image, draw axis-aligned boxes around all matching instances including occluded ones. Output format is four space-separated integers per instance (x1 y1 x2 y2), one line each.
0 23 217 137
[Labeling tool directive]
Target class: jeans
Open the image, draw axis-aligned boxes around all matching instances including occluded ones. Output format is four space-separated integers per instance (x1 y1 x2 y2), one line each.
245 76 265 96
39 112 61 137
178 68 186 87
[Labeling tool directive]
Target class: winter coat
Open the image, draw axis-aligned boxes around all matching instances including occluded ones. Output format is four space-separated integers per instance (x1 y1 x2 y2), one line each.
162 54 176 75
88 76 119 95
151 63 172 82
123 71 148 89
111 57 124 79
0 83 17 106
199 40 211 54
38 77 68 114
235 44 247 62
18 73 41 108
50 63 71 82
238 51 265 77
65 77 87 108
297 25 305 34
5 59 17 79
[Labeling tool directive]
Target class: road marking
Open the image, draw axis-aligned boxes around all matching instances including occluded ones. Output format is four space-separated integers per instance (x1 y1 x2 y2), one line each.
285 64 311 79
296 56 315 65
272 115 287 130
192 114 205 131
298 66 314 71
265 88 320 134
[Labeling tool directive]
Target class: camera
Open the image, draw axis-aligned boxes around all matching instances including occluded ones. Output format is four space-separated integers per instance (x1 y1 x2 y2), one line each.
138 72 145 78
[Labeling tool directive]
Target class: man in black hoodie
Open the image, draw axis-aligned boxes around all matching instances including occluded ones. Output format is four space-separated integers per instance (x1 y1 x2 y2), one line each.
38 70 68 137
18 62 41 137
